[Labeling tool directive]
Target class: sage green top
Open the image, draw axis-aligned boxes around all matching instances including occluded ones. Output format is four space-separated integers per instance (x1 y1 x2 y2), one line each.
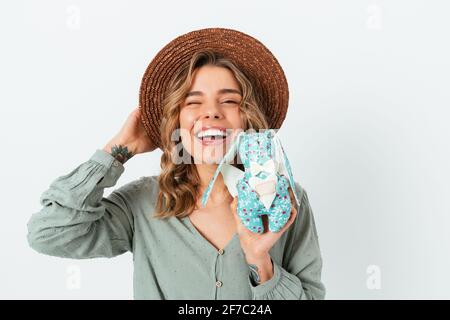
26 149 326 300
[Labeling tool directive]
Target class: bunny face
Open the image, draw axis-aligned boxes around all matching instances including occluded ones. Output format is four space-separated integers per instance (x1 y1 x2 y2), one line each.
238 130 276 169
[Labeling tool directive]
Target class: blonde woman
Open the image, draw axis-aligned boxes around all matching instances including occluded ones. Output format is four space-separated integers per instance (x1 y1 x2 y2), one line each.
27 28 325 300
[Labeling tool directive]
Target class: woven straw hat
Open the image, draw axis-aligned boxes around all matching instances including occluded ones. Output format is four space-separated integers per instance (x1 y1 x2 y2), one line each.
139 27 289 150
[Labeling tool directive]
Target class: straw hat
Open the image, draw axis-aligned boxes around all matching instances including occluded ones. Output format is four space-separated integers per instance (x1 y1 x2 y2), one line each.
139 27 289 150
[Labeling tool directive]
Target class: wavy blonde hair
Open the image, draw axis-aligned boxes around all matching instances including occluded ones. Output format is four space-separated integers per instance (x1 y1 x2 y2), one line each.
154 49 269 219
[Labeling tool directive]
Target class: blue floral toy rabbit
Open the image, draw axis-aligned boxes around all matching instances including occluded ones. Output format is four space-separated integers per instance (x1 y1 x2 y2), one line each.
201 129 300 234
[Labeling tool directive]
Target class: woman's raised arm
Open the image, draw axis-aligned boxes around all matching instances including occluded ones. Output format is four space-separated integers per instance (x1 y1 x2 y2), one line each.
27 106 157 259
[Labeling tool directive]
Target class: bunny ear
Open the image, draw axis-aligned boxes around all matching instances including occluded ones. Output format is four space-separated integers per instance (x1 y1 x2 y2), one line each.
273 133 300 206
201 131 245 207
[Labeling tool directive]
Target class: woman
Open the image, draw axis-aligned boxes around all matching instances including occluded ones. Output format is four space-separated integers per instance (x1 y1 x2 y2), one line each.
26 28 325 299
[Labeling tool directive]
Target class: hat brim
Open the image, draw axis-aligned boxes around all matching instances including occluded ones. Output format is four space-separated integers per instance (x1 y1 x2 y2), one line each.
139 27 289 150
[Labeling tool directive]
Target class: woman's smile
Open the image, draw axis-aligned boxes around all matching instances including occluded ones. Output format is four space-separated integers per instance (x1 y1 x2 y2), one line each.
194 126 234 147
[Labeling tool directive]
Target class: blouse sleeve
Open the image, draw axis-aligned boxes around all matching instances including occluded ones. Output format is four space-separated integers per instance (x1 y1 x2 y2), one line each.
26 149 136 259
247 182 326 299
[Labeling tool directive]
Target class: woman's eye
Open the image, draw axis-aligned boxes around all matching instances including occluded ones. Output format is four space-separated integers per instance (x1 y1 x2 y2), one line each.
186 100 238 105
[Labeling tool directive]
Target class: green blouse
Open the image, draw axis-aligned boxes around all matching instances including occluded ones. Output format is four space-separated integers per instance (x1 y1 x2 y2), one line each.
26 149 326 299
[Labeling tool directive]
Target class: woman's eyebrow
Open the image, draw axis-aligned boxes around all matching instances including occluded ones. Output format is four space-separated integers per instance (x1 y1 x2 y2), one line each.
186 88 242 98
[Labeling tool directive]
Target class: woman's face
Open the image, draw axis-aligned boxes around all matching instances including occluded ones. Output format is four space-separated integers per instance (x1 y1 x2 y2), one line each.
179 65 245 164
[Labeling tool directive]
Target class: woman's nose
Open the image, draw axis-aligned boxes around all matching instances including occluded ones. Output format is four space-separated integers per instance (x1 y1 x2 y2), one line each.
199 103 224 120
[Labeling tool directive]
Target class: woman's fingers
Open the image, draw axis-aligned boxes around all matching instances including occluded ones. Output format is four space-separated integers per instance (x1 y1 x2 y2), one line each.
288 186 296 207
276 203 297 235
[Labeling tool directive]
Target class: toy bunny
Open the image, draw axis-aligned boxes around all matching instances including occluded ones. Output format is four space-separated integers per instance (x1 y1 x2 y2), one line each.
201 129 300 234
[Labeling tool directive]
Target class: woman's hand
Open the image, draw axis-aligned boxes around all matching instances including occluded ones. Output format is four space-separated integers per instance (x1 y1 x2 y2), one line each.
230 186 298 284
103 106 157 162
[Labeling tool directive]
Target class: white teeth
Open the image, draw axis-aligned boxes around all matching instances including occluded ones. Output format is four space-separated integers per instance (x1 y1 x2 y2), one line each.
196 129 228 139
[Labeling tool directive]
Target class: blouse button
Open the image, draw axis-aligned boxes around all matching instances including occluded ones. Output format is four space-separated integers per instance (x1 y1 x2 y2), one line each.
215 280 223 288
218 249 224 255
113 160 120 167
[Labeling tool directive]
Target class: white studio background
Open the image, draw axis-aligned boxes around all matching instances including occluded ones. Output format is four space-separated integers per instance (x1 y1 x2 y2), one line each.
0 0 449 299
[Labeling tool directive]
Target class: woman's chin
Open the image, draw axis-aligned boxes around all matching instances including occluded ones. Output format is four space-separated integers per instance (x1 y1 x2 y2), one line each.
193 152 225 165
